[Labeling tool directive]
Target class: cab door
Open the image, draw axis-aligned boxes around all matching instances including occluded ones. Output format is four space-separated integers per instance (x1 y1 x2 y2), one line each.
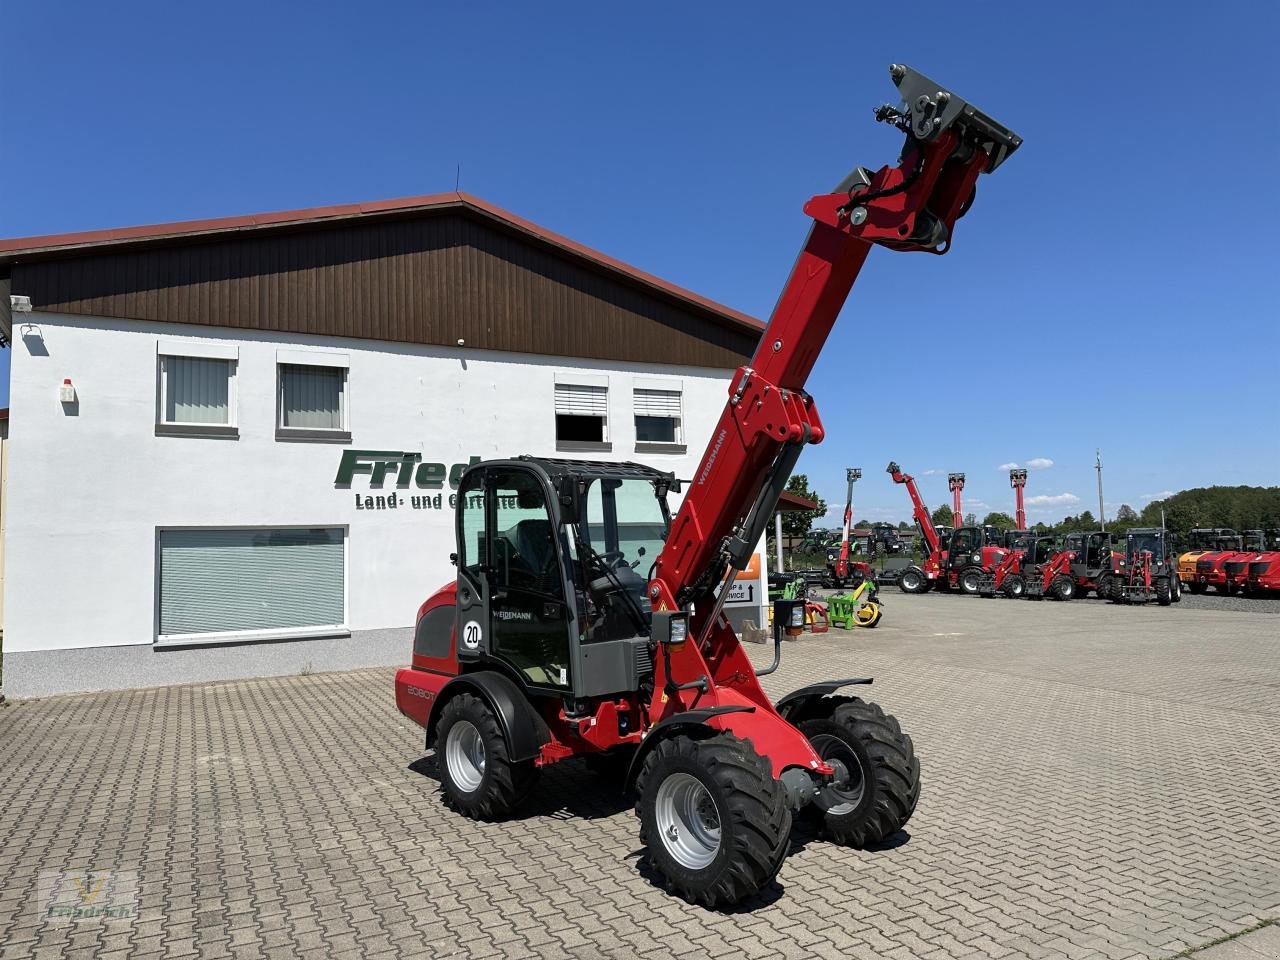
454 464 573 693
487 467 573 693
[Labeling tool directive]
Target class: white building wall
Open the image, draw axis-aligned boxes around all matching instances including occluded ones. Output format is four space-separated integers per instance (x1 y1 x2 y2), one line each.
4 313 756 694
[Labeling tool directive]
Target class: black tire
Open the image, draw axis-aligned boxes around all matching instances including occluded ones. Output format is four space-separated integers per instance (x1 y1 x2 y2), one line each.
1189 581 1206 595
796 696 920 847
1155 577 1172 606
436 692 537 820
636 733 791 908
958 567 983 595
898 568 929 594
1172 576 1183 602
1051 576 1076 601
1095 575 1113 601
1002 574 1026 598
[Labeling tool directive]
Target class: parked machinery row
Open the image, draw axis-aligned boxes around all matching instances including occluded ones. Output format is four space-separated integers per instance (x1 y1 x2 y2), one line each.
1177 528 1280 595
885 461 1185 605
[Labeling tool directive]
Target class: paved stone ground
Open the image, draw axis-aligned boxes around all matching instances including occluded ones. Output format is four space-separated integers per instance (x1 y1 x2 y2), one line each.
1 594 1278 960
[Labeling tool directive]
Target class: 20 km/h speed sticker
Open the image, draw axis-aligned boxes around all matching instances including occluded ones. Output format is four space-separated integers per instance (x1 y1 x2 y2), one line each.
462 620 482 650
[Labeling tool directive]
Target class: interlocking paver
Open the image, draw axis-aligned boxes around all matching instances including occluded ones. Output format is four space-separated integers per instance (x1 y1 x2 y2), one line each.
1 595 1278 959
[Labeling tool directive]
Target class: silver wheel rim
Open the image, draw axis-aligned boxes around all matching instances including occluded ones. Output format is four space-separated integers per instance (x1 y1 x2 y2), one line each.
903 572 920 590
655 773 721 869
810 734 866 815
445 720 486 793
962 572 979 592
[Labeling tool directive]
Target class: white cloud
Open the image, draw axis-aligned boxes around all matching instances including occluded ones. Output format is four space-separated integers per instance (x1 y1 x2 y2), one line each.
1141 490 1175 502
922 469 941 476
1025 493 1081 507
998 458 1054 471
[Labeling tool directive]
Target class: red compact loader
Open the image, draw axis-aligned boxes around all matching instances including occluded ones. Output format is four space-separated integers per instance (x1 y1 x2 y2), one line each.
394 65 1019 907
888 459 1009 595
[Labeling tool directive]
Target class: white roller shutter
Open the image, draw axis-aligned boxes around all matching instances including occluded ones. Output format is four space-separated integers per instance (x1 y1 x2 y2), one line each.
158 528 345 640
555 383 608 416
634 388 681 417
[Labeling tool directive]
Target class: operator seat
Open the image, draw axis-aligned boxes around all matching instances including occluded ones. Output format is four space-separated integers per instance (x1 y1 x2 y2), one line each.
514 519 560 594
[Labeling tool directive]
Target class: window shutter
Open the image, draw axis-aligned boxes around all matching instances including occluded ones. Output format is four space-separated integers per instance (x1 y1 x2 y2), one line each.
634 388 681 417
555 383 608 416
158 528 344 637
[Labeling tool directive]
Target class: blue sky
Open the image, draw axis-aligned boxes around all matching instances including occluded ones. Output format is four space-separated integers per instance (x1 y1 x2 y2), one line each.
2 1 1277 524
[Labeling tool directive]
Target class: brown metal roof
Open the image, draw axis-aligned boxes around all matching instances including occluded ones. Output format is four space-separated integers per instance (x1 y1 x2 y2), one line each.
777 490 820 512
0 192 763 336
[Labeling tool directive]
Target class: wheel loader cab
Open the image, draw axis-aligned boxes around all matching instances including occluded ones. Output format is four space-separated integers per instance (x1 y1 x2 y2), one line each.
453 457 672 702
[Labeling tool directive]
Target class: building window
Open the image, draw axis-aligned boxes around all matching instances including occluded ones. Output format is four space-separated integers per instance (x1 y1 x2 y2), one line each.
278 363 350 441
157 355 237 437
555 383 610 449
157 527 346 645
634 388 683 448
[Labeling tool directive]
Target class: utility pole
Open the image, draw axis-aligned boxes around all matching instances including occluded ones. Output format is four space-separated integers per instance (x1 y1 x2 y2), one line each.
1095 449 1106 531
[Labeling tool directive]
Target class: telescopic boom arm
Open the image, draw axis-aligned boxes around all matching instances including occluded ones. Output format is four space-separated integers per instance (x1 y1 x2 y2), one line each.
835 467 862 579
887 462 943 556
646 65 1019 705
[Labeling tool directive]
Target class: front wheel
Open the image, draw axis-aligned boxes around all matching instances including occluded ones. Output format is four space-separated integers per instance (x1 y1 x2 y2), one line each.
436 692 537 820
636 733 791 908
1172 576 1183 602
1003 574 1026 598
958 567 983 595
898 568 930 594
1155 577 1173 606
1051 576 1076 601
797 697 920 847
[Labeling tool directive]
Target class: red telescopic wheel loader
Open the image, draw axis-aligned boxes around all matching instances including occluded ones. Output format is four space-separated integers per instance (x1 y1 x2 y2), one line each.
888 461 1009 596
393 65 1020 907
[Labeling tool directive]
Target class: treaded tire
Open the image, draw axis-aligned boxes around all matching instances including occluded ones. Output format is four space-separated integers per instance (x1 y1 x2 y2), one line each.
796 696 920 847
636 732 791 908
436 692 537 820
1002 574 1026 599
1172 576 1183 602
1155 577 1173 606
1096 575 1113 601
1051 576 1076 601
958 567 983 595
898 568 929 594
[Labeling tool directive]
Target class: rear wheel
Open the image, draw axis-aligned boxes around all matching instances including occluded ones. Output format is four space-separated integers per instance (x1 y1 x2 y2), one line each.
796 697 920 847
958 567 983 595
1051 576 1076 601
1096 575 1113 600
1155 577 1173 606
437 693 537 820
1172 576 1183 602
1003 574 1026 598
636 733 791 907
898 568 929 594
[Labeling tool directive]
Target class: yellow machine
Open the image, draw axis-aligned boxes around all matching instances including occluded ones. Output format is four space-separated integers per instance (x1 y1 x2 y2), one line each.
827 578 883 629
